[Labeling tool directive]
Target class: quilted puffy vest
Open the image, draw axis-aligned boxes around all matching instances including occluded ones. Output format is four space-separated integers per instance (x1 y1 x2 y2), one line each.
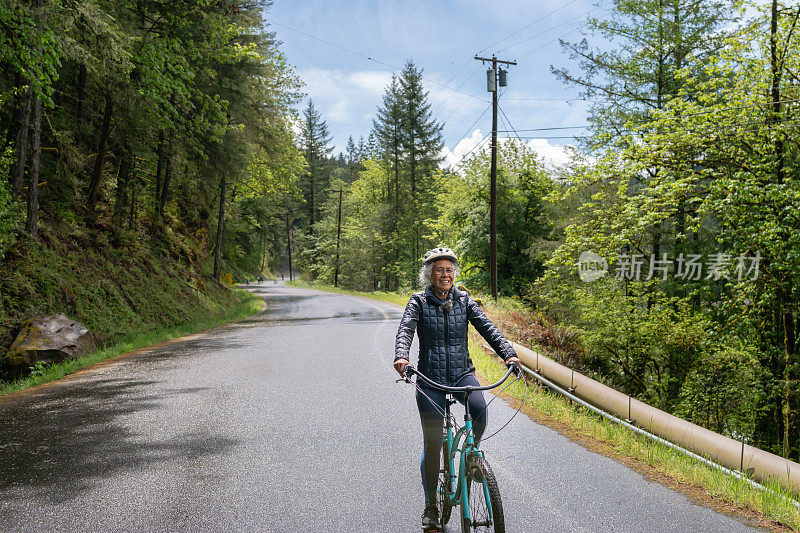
395 286 517 386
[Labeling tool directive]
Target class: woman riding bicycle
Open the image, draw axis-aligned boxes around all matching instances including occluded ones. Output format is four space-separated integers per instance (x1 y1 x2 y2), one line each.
394 247 520 531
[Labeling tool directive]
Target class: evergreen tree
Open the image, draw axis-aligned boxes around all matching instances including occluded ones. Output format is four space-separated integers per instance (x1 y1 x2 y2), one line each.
398 60 444 263
399 61 444 199
357 135 366 161
366 132 378 159
373 75 403 206
299 99 333 233
345 135 357 165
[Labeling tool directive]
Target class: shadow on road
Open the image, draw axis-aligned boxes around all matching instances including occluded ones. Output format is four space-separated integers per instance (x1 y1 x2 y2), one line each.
0 372 239 507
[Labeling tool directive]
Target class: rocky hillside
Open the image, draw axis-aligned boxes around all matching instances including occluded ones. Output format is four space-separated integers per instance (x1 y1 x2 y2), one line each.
0 219 245 381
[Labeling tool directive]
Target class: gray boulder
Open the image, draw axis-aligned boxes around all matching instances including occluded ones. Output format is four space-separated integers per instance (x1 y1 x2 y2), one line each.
4 314 95 367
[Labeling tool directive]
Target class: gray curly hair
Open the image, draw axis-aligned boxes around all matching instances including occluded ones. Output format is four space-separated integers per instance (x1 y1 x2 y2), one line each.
418 259 460 287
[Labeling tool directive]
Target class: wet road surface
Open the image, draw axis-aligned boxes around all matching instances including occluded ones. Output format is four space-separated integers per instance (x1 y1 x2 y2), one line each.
0 284 764 531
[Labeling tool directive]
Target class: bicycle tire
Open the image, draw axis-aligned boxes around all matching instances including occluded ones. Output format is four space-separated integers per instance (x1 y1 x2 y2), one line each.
438 445 453 525
460 457 505 533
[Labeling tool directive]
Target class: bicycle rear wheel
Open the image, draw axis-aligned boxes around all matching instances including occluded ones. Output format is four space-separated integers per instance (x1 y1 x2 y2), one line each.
460 457 504 533
438 445 453 525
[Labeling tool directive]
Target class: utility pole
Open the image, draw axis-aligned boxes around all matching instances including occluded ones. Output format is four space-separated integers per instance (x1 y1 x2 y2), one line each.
334 188 343 287
474 54 516 300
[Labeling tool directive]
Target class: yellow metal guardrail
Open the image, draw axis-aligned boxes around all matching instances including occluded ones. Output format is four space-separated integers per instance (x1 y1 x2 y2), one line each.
500 342 800 498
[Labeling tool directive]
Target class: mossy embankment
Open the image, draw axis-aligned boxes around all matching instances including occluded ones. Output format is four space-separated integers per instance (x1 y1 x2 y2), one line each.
0 220 262 393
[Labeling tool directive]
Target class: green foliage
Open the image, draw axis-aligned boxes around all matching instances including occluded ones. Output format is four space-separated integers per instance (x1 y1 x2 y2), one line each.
0 157 21 260
311 160 393 290
0 0 63 105
543 0 800 456
28 361 49 379
574 283 702 405
299 61 446 290
676 344 760 438
553 0 741 149
439 141 554 297
0 219 248 380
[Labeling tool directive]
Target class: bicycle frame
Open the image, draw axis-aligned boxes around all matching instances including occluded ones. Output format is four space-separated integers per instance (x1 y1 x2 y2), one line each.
405 364 517 528
441 391 487 524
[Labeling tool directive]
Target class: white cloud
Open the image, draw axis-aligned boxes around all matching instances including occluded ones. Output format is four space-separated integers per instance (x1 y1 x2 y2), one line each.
442 130 577 170
349 71 393 92
524 138 576 169
296 68 394 150
441 129 488 168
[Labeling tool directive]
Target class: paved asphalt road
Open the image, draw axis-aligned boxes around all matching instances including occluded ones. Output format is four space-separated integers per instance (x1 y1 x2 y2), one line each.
0 284 763 532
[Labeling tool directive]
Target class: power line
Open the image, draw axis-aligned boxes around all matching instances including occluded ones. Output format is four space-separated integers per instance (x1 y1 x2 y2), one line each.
501 119 800 142
498 125 588 132
494 97 800 134
441 85 486 124
498 105 524 145
502 96 607 102
496 0 611 56
452 116 800 170
502 135 583 140
438 65 487 125
271 21 489 103
448 102 493 157
430 59 475 102
475 0 587 55
449 133 492 171
271 21 396 70
517 34 578 60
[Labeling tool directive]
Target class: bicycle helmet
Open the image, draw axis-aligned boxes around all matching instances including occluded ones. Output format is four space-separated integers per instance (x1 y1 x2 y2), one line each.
423 247 458 265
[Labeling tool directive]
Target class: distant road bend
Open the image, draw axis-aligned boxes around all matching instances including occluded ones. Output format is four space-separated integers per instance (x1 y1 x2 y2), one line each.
0 284 765 532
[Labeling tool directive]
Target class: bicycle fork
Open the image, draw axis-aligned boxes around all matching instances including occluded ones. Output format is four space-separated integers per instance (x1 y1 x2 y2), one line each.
460 388 492 528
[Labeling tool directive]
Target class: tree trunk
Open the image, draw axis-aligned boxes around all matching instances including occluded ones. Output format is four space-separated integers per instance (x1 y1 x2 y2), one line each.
25 95 41 236
114 148 132 228
157 130 174 218
88 93 113 212
259 226 266 273
11 86 33 197
129 171 137 230
410 133 416 198
308 163 315 234
76 63 87 117
213 173 227 280
154 130 165 219
770 0 794 458
782 304 796 458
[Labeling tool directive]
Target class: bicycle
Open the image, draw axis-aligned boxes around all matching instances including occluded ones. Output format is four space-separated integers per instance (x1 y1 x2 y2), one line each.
401 363 519 533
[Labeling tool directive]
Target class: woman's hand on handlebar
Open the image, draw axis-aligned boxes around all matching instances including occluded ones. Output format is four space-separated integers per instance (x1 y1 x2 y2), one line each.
506 356 522 375
394 358 410 377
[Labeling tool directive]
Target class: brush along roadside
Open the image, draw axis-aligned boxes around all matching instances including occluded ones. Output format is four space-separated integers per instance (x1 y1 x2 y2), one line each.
468 336 800 532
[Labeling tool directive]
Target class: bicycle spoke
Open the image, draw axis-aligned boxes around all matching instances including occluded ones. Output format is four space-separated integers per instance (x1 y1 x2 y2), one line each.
461 457 505 533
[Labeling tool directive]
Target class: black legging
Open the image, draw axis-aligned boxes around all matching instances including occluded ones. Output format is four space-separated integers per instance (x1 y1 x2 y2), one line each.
415 373 487 506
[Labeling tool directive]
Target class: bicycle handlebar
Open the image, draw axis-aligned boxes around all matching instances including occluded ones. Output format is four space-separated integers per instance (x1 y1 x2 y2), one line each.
404 363 519 392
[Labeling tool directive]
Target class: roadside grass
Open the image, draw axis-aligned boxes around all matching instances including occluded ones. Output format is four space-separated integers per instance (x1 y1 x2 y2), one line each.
290 280 799 530
286 279 409 307
0 288 262 397
469 338 800 531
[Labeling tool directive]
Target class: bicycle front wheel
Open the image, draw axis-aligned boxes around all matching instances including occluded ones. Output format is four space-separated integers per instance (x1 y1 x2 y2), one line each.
460 457 505 533
438 445 453 525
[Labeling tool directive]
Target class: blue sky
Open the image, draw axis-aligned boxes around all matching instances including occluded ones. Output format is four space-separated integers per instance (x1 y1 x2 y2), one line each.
268 0 611 167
